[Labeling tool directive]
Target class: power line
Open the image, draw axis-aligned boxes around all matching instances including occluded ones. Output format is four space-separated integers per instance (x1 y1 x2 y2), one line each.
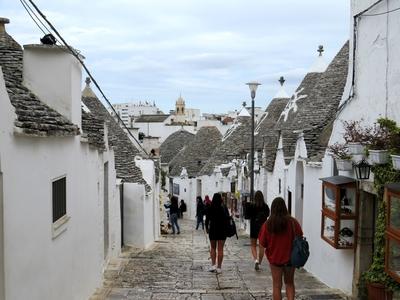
21 0 53 35
19 0 47 35
363 6 400 16
24 0 160 168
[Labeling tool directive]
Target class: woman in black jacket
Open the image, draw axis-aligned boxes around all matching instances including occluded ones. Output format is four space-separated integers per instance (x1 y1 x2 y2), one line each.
250 190 270 270
169 196 180 234
205 193 229 274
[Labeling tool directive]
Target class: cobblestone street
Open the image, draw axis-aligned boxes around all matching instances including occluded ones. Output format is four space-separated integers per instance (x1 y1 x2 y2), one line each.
91 217 348 300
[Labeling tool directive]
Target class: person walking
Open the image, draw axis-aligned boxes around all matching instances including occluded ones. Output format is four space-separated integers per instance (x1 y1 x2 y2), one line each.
205 193 229 274
179 199 187 218
249 190 270 270
259 197 303 300
169 196 180 234
195 196 205 230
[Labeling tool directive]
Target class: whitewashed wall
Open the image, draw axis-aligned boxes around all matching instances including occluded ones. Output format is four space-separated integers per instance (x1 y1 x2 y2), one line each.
172 177 196 220
134 122 196 143
123 183 157 248
302 156 355 293
267 137 287 206
0 54 121 300
330 0 400 145
136 157 160 243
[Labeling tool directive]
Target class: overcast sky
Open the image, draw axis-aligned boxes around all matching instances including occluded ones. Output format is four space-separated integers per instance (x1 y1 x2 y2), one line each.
2 0 350 114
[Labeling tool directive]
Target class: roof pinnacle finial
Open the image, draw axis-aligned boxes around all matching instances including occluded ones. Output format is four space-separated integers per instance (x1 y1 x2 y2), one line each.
278 76 285 86
318 45 324 56
242 101 247 107
0 17 10 33
85 77 91 86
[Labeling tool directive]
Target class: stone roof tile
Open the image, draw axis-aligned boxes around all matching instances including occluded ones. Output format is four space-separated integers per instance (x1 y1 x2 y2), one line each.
198 118 251 176
82 83 150 191
135 114 170 123
274 41 349 163
169 126 222 177
81 110 105 150
0 26 79 137
160 129 195 164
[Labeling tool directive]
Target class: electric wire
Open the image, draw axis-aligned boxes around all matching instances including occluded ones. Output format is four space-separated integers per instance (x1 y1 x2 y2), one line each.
21 0 54 36
362 6 400 16
25 0 156 165
19 0 47 35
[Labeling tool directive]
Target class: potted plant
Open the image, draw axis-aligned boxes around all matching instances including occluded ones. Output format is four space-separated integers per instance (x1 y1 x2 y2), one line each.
368 118 392 165
343 120 371 155
328 142 353 171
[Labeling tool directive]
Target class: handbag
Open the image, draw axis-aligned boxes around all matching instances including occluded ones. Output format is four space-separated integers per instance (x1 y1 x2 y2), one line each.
226 216 238 239
290 220 309 268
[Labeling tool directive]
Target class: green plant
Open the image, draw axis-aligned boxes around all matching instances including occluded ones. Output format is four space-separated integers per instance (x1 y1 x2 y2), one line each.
369 118 400 151
327 142 352 159
161 169 166 188
360 163 400 295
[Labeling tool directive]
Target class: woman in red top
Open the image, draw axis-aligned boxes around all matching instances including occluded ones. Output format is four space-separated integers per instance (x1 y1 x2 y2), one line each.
259 197 303 300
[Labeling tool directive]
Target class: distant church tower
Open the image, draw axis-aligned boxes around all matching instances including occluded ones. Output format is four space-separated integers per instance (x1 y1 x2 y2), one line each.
176 94 185 116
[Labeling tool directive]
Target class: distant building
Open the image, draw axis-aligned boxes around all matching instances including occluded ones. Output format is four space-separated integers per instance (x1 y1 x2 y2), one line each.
110 101 162 126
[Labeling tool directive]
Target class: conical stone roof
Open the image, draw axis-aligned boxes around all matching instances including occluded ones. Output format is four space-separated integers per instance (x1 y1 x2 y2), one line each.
199 118 252 176
81 79 150 190
160 129 195 164
169 126 222 177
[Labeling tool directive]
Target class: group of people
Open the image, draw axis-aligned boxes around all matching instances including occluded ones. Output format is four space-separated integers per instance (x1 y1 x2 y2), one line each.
164 196 187 234
202 191 303 300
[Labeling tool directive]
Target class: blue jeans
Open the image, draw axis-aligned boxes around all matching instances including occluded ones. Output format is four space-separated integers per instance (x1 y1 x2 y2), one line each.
196 215 204 230
170 213 180 233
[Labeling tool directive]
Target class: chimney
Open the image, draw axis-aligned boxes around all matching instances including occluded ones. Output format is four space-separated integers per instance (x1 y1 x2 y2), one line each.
22 43 84 126
0 17 9 33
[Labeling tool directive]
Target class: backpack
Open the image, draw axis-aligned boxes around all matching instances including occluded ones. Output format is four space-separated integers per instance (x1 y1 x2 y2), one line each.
290 220 309 268
226 216 238 239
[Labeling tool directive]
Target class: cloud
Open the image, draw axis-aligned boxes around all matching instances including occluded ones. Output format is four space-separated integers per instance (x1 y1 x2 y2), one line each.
2 0 350 114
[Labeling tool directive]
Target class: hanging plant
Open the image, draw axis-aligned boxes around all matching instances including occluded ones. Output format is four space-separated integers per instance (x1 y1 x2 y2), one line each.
360 162 400 298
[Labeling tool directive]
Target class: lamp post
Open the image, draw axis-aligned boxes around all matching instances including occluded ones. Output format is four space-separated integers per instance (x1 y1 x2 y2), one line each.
246 81 261 203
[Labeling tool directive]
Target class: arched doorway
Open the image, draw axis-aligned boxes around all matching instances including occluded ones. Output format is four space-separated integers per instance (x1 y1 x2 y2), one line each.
295 161 304 226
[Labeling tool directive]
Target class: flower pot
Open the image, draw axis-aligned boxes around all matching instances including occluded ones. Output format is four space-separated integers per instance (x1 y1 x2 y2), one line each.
369 150 389 165
367 282 393 300
347 142 366 155
392 155 400 171
336 159 353 171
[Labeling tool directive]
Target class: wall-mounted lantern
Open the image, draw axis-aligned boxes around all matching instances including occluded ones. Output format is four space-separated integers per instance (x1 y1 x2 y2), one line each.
354 159 371 180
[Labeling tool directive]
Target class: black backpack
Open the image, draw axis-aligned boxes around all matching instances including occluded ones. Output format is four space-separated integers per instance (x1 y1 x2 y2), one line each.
224 207 238 239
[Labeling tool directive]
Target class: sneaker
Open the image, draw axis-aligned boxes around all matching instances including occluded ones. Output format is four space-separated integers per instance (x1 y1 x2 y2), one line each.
216 268 222 274
208 265 216 272
255 260 260 271
177 231 180 234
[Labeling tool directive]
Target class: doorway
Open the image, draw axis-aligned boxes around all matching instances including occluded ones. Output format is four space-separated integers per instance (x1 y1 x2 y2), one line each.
353 191 378 296
295 161 304 225
196 179 202 197
287 190 292 215
0 161 5 300
103 162 109 260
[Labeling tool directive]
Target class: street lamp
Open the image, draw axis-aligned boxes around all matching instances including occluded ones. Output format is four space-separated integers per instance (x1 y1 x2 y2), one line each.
246 81 261 203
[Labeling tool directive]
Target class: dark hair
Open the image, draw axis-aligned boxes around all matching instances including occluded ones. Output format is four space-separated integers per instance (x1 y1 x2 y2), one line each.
196 196 203 203
254 190 265 207
171 196 178 206
211 193 222 208
266 197 290 234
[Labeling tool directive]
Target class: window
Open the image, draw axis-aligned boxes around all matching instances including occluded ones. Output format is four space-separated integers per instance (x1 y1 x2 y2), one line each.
52 177 66 223
278 179 281 194
385 183 400 283
320 176 358 249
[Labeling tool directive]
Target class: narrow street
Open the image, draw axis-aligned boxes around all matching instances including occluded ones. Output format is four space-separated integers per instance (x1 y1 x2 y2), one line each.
91 217 348 300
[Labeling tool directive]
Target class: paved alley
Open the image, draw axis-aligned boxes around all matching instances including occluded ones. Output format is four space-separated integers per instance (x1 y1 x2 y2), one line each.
91 218 348 300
